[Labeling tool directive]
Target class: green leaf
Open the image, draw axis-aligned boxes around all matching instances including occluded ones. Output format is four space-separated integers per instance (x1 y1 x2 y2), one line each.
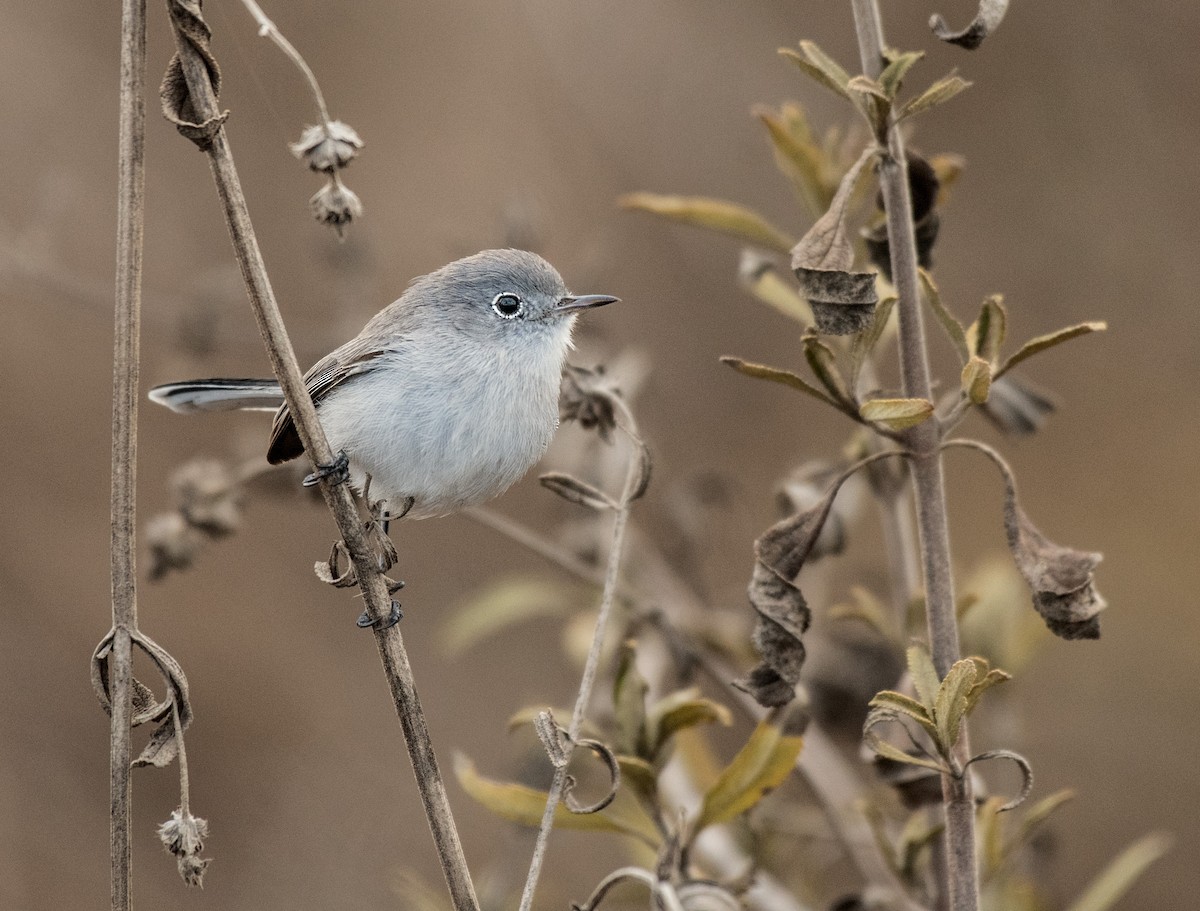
619 192 794 253
859 397 935 430
738 251 813 324
646 688 732 756
868 690 938 739
968 294 1008 365
908 645 941 711
919 268 969 362
995 321 1107 379
755 106 829 217
802 334 855 409
720 357 843 411
962 658 1012 714
779 41 855 104
612 640 648 756
1065 832 1172 911
850 294 896 390
615 754 659 800
895 73 972 122
695 716 804 830
443 578 577 655
863 726 946 773
933 659 977 752
961 355 992 405
454 753 661 846
879 50 925 99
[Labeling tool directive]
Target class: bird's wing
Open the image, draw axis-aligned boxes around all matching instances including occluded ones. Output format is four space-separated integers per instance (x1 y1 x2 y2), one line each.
266 337 389 464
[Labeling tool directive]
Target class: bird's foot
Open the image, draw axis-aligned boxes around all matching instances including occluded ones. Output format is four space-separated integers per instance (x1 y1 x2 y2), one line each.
357 600 402 631
303 450 350 488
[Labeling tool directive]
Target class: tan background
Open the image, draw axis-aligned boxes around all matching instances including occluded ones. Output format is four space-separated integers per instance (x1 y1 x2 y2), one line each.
1 1 1196 909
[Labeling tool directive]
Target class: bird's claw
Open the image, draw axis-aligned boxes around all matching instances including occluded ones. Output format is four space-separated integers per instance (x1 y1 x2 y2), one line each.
303 450 350 488
357 600 403 631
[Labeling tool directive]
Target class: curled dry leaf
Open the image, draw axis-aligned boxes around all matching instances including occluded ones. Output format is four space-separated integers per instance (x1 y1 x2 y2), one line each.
791 147 879 336
560 363 619 442
863 154 942 281
736 459 879 707
930 0 1010 50
540 472 618 511
314 540 357 588
160 0 228 150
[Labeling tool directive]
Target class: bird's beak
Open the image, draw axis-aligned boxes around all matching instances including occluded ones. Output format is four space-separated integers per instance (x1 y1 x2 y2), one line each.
554 293 620 314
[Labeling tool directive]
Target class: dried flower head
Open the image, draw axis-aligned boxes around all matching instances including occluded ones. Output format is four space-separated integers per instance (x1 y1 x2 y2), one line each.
158 808 212 887
290 120 363 172
310 178 363 239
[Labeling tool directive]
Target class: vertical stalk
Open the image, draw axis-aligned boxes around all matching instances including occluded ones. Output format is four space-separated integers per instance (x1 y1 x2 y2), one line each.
848 2 979 909
111 0 147 908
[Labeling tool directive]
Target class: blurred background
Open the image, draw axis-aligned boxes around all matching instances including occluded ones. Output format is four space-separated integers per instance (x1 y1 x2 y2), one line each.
2 1 1197 909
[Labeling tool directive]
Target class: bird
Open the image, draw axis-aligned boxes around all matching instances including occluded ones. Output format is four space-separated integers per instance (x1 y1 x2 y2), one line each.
149 249 618 525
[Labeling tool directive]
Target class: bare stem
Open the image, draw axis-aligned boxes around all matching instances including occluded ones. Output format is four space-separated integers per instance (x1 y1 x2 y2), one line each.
849 2 978 909
164 11 477 911
237 0 332 124
518 402 643 911
110 0 146 908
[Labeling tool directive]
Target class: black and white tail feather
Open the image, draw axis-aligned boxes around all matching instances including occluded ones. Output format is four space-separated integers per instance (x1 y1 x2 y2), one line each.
148 379 285 413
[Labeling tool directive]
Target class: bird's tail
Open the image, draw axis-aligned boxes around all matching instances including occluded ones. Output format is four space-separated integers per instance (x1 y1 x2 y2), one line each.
148 378 285 414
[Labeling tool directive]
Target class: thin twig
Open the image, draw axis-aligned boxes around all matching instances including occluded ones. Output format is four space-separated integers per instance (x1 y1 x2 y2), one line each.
162 8 478 910
848 3 978 909
110 0 146 907
237 0 332 124
518 400 643 911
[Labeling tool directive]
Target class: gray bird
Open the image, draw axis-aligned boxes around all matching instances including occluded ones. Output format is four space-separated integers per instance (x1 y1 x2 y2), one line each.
150 249 617 522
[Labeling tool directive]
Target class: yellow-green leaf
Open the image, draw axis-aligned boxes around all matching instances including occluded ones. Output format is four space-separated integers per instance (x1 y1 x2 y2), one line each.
647 688 733 755
695 715 804 830
908 645 941 710
612 640 648 756
868 690 938 739
738 251 814 324
720 357 842 410
443 578 578 655
919 268 969 362
619 193 794 254
968 294 1008 365
850 294 897 390
755 107 828 217
802 334 855 409
1065 832 1172 911
454 754 661 846
863 728 946 772
616 754 659 799
961 356 992 405
896 74 972 122
779 41 855 104
1014 788 1075 852
879 50 925 99
933 659 977 751
995 321 1107 379
859 397 934 430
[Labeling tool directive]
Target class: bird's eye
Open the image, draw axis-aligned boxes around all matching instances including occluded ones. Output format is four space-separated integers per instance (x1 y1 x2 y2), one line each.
491 292 524 319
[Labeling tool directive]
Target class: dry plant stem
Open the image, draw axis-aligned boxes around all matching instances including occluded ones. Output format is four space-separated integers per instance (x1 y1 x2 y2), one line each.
849 2 978 909
165 20 479 911
110 0 146 908
237 0 333 124
518 402 642 911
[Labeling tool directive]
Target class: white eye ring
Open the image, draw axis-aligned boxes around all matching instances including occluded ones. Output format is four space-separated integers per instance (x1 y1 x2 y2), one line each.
491 292 524 319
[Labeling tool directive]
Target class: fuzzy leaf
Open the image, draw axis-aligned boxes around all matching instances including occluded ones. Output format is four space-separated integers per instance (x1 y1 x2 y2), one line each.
1066 833 1172 911
739 251 814 324
961 356 992 404
862 709 947 773
453 754 660 846
779 41 855 104
755 106 829 217
868 690 938 739
850 295 897 389
540 472 617 511
619 193 794 253
612 640 649 756
933 659 977 751
963 661 1012 714
995 321 1107 379
896 74 972 122
968 295 1008 365
908 645 941 711
879 50 925 99
920 269 969 362
695 714 804 830
802 334 855 409
647 688 733 756
930 0 1010 50
720 357 843 411
443 578 577 655
791 147 879 335
859 397 935 430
